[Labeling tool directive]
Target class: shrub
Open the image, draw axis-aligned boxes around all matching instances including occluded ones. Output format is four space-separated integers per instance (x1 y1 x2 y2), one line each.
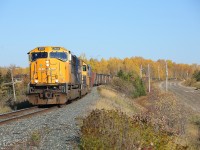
193 70 200 81
183 78 197 87
194 82 200 89
80 109 181 150
184 72 200 89
31 131 41 143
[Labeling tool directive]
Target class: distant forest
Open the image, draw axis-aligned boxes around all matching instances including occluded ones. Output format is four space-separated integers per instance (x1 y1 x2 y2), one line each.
81 55 200 80
0 56 199 81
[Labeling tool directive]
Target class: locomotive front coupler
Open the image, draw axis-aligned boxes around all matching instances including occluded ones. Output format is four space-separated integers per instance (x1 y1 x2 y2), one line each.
39 90 54 99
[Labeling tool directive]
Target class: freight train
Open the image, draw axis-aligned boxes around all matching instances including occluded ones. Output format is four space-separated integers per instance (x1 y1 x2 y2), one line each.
27 46 111 105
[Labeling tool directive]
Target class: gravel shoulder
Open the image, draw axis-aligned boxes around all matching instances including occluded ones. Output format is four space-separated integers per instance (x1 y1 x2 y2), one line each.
0 87 100 150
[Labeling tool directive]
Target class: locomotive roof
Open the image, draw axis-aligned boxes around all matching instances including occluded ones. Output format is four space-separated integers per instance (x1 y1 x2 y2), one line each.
27 46 71 54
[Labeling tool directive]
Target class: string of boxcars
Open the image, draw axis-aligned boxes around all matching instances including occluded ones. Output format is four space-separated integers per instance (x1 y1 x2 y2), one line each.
26 46 111 105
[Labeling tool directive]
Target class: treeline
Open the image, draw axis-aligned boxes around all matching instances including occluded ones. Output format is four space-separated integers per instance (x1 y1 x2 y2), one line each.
1 56 199 81
81 56 200 80
0 66 29 76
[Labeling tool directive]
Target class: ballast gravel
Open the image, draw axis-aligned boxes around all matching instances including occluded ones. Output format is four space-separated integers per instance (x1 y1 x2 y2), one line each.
0 87 100 150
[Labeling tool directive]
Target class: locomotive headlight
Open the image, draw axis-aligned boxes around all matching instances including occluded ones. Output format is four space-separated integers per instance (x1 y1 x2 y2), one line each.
46 60 49 67
55 79 59 83
35 79 38 83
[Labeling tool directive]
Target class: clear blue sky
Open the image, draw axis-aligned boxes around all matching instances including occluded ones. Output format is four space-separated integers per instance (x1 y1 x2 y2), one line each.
0 0 200 67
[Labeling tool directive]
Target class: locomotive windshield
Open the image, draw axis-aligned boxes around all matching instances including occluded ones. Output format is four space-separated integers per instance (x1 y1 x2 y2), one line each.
50 52 67 61
31 52 48 61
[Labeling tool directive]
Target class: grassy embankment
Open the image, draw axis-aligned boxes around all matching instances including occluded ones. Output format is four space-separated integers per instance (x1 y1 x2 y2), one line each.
80 77 200 149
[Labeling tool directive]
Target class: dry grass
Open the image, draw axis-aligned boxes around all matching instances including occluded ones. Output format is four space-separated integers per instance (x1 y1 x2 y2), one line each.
183 78 197 87
94 86 145 116
194 82 200 89
0 105 11 114
183 79 200 89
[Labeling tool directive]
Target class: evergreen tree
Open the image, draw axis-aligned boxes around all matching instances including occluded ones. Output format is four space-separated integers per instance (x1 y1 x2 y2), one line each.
193 70 200 81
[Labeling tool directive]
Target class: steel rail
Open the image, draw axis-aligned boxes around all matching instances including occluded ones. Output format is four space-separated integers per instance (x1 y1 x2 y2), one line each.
0 106 38 119
0 106 57 126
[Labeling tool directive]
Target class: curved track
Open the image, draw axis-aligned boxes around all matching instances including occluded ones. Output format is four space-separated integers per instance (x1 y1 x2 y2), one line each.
0 106 57 126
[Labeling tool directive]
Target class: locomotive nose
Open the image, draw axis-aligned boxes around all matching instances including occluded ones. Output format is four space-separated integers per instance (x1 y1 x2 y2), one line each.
33 59 59 84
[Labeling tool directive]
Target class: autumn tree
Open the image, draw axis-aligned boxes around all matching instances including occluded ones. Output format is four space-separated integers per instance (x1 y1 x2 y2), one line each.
83 54 199 80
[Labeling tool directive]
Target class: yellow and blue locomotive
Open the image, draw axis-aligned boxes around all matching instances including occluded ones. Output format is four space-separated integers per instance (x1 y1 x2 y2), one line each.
27 46 91 105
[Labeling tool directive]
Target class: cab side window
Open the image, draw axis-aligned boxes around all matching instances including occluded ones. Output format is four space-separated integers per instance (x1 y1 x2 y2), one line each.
83 65 87 71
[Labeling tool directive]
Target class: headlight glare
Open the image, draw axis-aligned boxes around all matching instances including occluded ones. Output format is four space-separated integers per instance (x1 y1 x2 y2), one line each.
35 79 38 83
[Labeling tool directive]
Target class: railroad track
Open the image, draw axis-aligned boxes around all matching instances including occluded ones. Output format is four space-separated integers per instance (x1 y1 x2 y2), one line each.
0 106 57 126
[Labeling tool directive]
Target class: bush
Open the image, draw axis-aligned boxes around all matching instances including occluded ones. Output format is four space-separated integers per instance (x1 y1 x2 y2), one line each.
184 71 200 89
183 78 197 87
31 131 41 145
193 70 200 81
80 109 181 150
194 82 200 89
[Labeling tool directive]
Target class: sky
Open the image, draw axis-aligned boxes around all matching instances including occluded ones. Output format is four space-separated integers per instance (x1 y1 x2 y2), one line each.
0 0 200 67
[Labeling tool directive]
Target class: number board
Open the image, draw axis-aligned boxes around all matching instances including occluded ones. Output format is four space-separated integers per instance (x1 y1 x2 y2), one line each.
38 47 45 51
52 47 60 50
